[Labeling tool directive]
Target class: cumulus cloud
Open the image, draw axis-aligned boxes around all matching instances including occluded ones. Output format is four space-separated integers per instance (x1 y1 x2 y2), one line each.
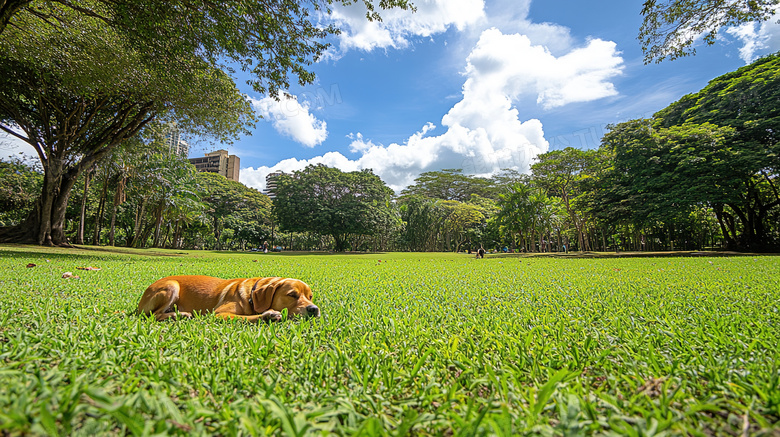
242 27 623 193
347 132 380 153
465 29 622 110
328 0 486 55
250 93 328 148
726 11 780 63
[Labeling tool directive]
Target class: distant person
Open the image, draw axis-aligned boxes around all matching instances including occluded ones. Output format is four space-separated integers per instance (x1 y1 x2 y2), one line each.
263 241 268 253
477 246 485 259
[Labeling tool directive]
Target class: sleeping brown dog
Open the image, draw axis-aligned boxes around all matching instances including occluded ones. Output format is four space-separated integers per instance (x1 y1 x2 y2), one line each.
136 275 320 322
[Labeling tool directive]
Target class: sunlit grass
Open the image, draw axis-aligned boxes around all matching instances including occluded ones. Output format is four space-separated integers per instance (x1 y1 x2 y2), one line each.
0 245 778 435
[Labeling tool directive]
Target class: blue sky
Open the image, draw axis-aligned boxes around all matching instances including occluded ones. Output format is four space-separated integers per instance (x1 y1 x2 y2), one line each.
3 0 780 192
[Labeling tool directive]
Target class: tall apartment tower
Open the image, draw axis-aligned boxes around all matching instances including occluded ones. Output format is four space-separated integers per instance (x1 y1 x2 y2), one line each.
264 171 284 199
188 149 240 181
163 124 189 158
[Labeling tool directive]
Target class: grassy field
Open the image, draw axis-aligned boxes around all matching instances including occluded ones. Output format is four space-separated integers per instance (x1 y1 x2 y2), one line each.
0 245 778 436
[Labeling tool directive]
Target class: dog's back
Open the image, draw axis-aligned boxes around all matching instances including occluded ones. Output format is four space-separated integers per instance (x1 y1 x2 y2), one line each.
136 275 230 316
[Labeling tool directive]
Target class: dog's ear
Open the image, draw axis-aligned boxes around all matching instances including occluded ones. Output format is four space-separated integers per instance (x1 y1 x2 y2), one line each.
251 278 282 313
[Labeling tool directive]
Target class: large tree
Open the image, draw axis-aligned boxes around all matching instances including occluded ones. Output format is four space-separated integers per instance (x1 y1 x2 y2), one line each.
0 4 251 245
273 164 395 251
0 0 411 246
640 0 780 63
398 196 443 252
495 182 556 252
656 53 780 250
438 200 485 252
599 120 735 223
531 147 599 251
599 53 780 251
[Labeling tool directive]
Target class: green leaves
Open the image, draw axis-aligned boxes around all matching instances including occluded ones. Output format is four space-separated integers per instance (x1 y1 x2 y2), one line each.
639 0 780 63
0 157 41 226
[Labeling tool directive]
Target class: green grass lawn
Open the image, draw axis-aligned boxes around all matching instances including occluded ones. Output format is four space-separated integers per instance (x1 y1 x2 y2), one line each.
0 245 778 436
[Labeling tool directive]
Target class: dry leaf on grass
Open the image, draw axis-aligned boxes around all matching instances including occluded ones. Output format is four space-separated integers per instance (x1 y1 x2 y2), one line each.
637 377 666 397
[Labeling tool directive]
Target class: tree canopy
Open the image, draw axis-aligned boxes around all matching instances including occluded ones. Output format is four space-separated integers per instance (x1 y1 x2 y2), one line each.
400 169 496 201
197 171 272 250
0 0 413 95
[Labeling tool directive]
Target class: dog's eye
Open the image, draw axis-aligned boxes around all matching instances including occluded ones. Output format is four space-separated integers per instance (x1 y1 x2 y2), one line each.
287 292 299 299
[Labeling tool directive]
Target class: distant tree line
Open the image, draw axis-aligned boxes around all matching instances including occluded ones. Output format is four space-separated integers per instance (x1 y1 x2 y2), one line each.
265 54 779 253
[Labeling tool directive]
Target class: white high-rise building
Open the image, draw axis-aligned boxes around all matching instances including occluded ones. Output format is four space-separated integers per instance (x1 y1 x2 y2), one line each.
163 123 189 158
265 171 284 199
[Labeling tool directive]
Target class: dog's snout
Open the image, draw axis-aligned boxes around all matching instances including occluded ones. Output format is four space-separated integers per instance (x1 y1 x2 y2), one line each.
306 304 320 317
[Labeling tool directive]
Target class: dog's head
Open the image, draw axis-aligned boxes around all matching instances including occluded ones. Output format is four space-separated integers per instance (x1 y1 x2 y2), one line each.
251 277 320 318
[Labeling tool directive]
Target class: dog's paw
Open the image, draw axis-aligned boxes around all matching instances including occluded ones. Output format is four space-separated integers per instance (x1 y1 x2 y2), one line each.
260 310 282 323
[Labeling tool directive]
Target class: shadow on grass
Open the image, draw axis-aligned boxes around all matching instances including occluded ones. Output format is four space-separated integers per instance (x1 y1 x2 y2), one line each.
247 251 386 257
4 244 776 261
0 243 188 260
486 250 778 259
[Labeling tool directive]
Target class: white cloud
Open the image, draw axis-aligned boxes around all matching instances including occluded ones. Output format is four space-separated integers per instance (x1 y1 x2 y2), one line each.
726 11 780 63
347 132 379 153
458 28 623 111
328 0 486 55
250 93 328 148
242 27 623 193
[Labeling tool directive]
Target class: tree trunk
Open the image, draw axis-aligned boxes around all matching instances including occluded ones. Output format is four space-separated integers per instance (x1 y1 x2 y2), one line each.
713 204 737 250
76 170 92 245
108 177 125 246
108 203 118 246
152 202 164 248
136 223 154 248
131 198 148 247
92 179 108 245
213 216 222 250
172 220 182 249
162 223 171 248
333 233 348 252
38 162 60 245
